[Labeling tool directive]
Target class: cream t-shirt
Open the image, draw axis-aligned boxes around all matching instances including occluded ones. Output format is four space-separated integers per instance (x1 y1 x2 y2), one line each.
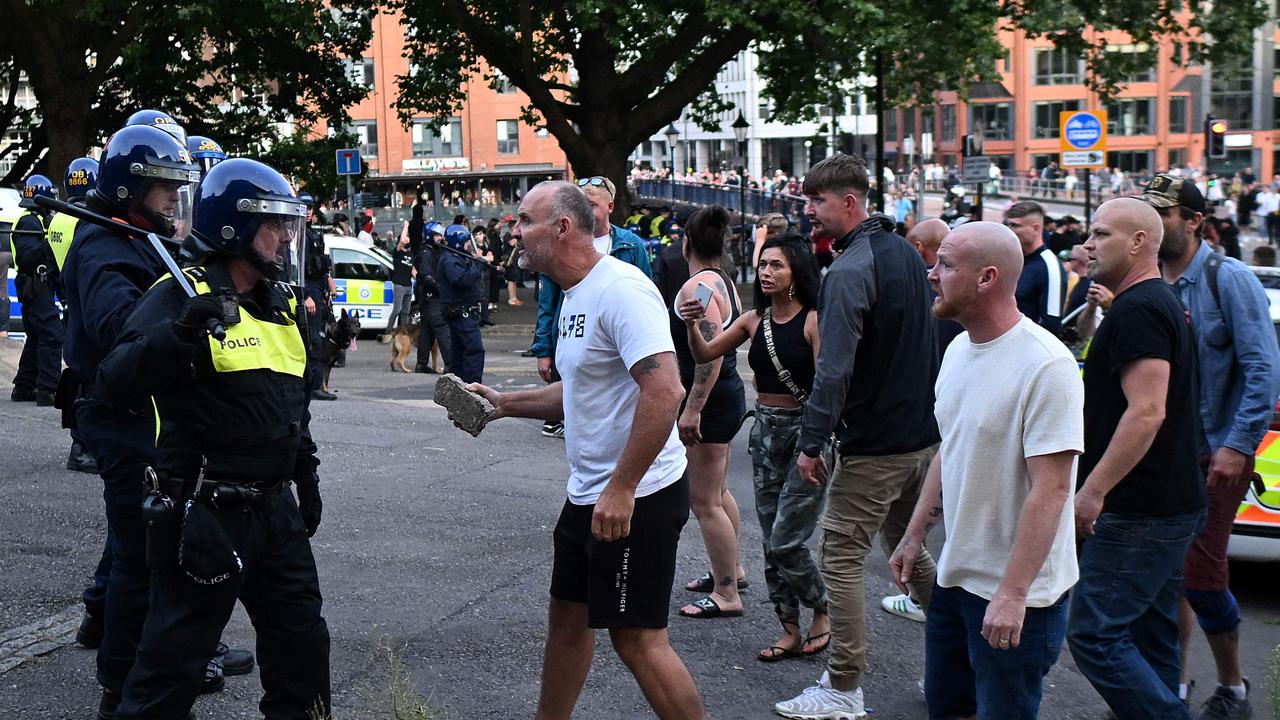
934 316 1083 606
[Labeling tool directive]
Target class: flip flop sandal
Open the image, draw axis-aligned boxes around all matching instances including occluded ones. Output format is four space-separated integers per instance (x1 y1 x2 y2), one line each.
758 642 805 662
802 631 831 656
679 595 744 619
684 572 750 593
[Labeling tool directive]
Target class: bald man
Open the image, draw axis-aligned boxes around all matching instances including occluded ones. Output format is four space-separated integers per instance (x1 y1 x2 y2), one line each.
906 217 964 360
1066 198 1206 720
891 222 1083 719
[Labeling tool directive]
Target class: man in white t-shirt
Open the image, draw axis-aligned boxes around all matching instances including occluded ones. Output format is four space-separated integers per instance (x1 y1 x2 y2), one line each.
467 181 704 720
890 221 1083 719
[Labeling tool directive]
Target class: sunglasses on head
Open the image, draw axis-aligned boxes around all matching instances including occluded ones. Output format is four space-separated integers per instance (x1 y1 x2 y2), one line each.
577 176 614 195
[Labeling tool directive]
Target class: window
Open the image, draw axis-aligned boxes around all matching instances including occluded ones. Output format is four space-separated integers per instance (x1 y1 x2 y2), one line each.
1168 96 1188 133
1105 97 1155 135
1106 43 1155 83
332 248 386 282
352 120 377 159
1033 47 1080 85
497 120 520 154
493 72 517 94
1275 45 1280 78
1001 48 1012 73
345 58 375 90
1032 100 1080 138
411 117 462 157
940 105 956 141
1211 61 1254 127
971 103 1013 140
903 110 916 139
1273 96 1280 130
883 110 897 141
1106 150 1153 175
1168 148 1187 168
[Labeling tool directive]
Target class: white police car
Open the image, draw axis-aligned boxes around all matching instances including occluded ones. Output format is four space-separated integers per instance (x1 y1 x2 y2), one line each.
2 188 24 332
323 234 397 332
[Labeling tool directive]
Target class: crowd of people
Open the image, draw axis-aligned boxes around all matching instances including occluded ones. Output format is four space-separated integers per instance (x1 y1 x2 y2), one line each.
464 153 1279 720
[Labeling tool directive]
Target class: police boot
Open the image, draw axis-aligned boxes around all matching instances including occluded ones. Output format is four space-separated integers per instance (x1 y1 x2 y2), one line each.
36 389 56 406
10 385 35 402
97 691 195 720
76 612 103 649
67 442 99 474
201 660 225 694
214 641 255 676
413 363 437 374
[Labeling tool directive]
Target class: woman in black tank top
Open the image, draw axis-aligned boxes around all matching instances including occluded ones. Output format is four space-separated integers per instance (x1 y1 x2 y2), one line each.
668 206 749 622
679 235 834 661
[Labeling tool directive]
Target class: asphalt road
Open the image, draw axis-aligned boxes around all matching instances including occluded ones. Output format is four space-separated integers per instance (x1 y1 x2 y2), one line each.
0 330 1277 719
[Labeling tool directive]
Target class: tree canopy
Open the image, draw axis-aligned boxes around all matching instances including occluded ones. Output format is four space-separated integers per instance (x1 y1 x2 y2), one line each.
393 0 1268 215
0 0 375 186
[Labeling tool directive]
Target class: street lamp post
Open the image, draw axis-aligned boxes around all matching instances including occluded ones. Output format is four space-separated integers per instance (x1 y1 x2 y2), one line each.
732 111 750 282
663 123 679 209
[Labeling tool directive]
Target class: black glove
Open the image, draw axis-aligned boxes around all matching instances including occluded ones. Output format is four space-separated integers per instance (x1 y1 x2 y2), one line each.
173 295 226 344
420 275 439 295
295 475 323 538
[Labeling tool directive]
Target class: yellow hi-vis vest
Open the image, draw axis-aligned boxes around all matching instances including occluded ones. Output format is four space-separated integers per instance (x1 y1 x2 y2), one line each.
158 268 306 378
9 210 46 272
47 212 78 271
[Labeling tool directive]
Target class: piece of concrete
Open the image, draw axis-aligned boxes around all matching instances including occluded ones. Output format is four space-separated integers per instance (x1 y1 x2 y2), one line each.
432 374 493 437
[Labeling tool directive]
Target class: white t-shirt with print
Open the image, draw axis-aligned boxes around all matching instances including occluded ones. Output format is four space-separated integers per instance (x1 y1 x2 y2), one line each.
934 316 1083 606
556 255 687 505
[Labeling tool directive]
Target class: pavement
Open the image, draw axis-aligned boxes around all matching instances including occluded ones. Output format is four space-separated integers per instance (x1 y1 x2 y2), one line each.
0 294 1278 719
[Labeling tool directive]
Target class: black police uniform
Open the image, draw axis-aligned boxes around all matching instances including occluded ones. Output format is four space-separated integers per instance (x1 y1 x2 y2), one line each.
94 263 328 720
414 239 453 372
61 208 175 695
10 208 64 399
437 246 484 382
302 226 332 391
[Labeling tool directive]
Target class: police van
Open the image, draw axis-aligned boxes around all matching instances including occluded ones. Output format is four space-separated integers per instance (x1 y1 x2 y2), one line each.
324 234 397 332
1230 266 1280 562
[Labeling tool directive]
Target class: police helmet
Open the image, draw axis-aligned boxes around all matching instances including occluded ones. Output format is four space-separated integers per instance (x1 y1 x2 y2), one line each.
444 223 470 249
192 158 307 286
64 157 99 201
97 125 201 237
424 220 445 239
19 174 55 208
186 135 227 175
125 109 187 145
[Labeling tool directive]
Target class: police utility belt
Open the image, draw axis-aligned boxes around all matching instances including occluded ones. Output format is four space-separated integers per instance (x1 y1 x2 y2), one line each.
145 465 284 509
442 303 481 320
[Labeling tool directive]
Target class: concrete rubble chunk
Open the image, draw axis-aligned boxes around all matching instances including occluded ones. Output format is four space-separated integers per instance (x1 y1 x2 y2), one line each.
433 373 493 437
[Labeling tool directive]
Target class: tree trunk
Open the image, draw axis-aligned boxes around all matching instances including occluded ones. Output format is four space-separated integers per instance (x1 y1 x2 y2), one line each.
39 96 95 186
562 136 635 223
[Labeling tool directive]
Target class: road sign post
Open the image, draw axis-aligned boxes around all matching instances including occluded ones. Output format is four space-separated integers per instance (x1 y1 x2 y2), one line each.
1060 110 1107 230
336 149 362 235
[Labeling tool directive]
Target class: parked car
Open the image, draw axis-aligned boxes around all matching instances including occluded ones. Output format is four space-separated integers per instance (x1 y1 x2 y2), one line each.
1229 266 1280 561
2 188 25 332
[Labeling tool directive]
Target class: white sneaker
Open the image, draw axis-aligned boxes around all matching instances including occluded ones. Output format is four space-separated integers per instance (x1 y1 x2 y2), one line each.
774 673 866 719
880 593 926 623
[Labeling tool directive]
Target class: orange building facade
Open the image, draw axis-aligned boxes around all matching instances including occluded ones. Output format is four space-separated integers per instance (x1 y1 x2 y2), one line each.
339 9 567 211
884 23 1280 180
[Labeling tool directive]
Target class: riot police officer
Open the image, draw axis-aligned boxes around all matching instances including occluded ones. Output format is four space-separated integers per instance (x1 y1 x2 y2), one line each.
92 157 329 720
302 198 336 400
125 108 187 145
414 219 453 374
48 158 100 475
9 173 63 406
437 223 484 382
60 125 241 717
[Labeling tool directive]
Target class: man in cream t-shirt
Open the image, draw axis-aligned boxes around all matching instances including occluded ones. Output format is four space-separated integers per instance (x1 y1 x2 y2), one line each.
890 221 1083 719
467 181 705 720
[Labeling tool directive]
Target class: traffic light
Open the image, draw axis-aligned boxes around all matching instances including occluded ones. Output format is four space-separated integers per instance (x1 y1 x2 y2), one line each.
1206 115 1228 159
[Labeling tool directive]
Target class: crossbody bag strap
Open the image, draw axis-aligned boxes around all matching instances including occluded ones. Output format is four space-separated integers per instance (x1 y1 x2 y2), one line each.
761 308 809 404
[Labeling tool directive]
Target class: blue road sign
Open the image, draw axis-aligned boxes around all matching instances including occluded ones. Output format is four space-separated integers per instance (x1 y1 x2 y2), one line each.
1064 114 1102 150
336 149 362 176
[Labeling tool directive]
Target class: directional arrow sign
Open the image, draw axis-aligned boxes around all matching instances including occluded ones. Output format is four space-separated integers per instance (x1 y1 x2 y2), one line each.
1062 150 1105 168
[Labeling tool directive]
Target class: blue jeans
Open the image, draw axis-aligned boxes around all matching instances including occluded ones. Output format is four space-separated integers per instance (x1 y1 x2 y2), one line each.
1067 510 1206 720
924 584 1067 719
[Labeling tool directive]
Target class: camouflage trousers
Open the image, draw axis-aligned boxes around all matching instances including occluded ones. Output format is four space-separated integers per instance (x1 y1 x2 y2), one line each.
749 403 830 619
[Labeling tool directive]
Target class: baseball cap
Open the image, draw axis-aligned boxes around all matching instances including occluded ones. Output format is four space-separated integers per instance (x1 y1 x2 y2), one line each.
1142 174 1207 215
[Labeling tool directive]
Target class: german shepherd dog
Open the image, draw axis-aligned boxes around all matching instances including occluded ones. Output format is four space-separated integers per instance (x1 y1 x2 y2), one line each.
388 323 442 373
322 309 361 391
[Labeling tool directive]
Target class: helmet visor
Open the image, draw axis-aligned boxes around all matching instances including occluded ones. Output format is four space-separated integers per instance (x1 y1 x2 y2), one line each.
172 183 195 241
243 198 307 287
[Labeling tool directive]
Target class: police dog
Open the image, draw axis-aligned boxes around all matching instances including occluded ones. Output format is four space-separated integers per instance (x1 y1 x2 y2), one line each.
388 324 442 373
322 309 361 391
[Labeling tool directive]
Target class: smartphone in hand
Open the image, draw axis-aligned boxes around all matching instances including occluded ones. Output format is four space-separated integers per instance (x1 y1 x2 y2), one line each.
693 282 714 311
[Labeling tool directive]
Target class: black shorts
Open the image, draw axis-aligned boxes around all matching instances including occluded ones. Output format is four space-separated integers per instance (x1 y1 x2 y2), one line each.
680 376 747 444
550 475 689 629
